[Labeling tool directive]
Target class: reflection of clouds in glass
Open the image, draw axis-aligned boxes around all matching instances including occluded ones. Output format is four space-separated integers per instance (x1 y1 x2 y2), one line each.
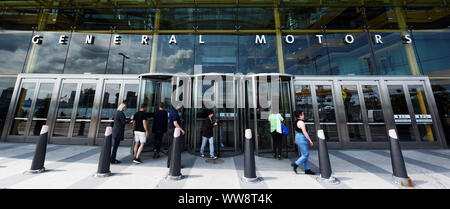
106 34 152 74
0 48 27 73
157 49 193 70
27 33 69 73
0 33 31 74
65 33 110 74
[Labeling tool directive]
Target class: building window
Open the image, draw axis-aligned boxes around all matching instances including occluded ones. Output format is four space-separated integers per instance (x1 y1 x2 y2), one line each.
326 32 376 75
64 33 111 74
371 32 411 75
194 34 237 74
154 34 195 74
159 8 195 30
283 34 330 75
24 32 70 74
106 34 152 74
238 8 275 30
238 34 278 74
0 31 32 74
412 30 450 77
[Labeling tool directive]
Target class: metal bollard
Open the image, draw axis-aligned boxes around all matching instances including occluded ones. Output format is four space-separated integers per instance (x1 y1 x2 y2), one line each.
241 129 260 183
25 125 49 174
167 128 183 180
388 129 413 187
94 127 113 178
316 129 339 184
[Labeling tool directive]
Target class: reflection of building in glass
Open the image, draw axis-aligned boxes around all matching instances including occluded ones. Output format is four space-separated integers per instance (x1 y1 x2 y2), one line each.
0 1 448 150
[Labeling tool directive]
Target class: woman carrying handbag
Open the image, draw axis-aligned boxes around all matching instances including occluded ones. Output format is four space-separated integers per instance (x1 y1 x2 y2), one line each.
268 111 286 160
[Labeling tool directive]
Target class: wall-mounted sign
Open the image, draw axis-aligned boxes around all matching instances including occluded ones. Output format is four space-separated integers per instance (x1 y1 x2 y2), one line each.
394 114 411 123
415 114 433 123
394 114 432 124
30 34 414 46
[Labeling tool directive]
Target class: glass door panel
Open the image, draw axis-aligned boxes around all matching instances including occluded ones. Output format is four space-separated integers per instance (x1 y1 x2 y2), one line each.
97 83 121 138
293 83 316 141
280 80 294 153
341 85 366 141
315 84 339 141
29 83 54 136
215 78 237 156
72 83 96 138
408 84 436 142
362 84 387 142
53 83 77 137
388 85 415 141
255 77 272 153
139 77 175 153
10 82 36 136
122 83 139 140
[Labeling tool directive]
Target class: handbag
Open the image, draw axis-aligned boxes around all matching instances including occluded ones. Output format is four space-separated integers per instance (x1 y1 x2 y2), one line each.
281 123 289 135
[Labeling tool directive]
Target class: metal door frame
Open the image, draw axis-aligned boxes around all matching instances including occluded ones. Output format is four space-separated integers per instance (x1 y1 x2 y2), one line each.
244 73 294 155
50 79 99 144
191 73 240 156
291 76 445 149
3 77 58 142
95 78 140 145
138 73 191 152
336 80 372 143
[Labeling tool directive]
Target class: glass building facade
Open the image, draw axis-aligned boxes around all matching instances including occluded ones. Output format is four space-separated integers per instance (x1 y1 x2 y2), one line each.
0 0 448 154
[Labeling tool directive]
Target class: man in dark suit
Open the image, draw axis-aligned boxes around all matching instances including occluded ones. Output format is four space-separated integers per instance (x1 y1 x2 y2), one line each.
152 102 168 158
111 103 129 164
167 104 184 168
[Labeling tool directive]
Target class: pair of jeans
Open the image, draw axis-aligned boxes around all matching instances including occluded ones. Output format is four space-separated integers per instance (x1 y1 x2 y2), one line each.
200 136 214 157
294 131 310 170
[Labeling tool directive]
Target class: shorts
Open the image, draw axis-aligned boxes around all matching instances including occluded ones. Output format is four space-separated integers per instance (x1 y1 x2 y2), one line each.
134 131 147 143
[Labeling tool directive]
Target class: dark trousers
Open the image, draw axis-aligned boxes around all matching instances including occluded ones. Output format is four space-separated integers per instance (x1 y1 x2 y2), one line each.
167 127 185 167
166 127 175 167
111 139 121 162
154 132 164 153
271 131 283 156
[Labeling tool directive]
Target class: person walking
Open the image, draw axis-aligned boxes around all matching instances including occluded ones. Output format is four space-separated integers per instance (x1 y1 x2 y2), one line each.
200 110 218 159
291 110 315 175
111 103 129 164
152 102 168 158
268 110 284 160
132 104 149 164
167 105 185 168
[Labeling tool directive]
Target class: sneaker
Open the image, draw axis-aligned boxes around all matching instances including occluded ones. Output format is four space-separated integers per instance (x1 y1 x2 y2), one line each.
200 154 205 158
133 158 142 164
290 162 298 174
305 169 316 175
277 155 282 160
212 156 218 160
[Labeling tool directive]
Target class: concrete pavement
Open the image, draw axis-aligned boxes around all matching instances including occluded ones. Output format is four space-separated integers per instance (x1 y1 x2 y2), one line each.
0 142 449 189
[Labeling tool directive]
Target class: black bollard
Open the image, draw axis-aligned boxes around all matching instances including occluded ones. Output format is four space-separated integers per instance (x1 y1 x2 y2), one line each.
388 129 413 187
242 129 260 183
168 128 183 180
317 129 339 184
95 127 113 177
26 125 49 174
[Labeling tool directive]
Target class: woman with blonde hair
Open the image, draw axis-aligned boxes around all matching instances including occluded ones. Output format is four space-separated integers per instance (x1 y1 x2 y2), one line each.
111 103 129 164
